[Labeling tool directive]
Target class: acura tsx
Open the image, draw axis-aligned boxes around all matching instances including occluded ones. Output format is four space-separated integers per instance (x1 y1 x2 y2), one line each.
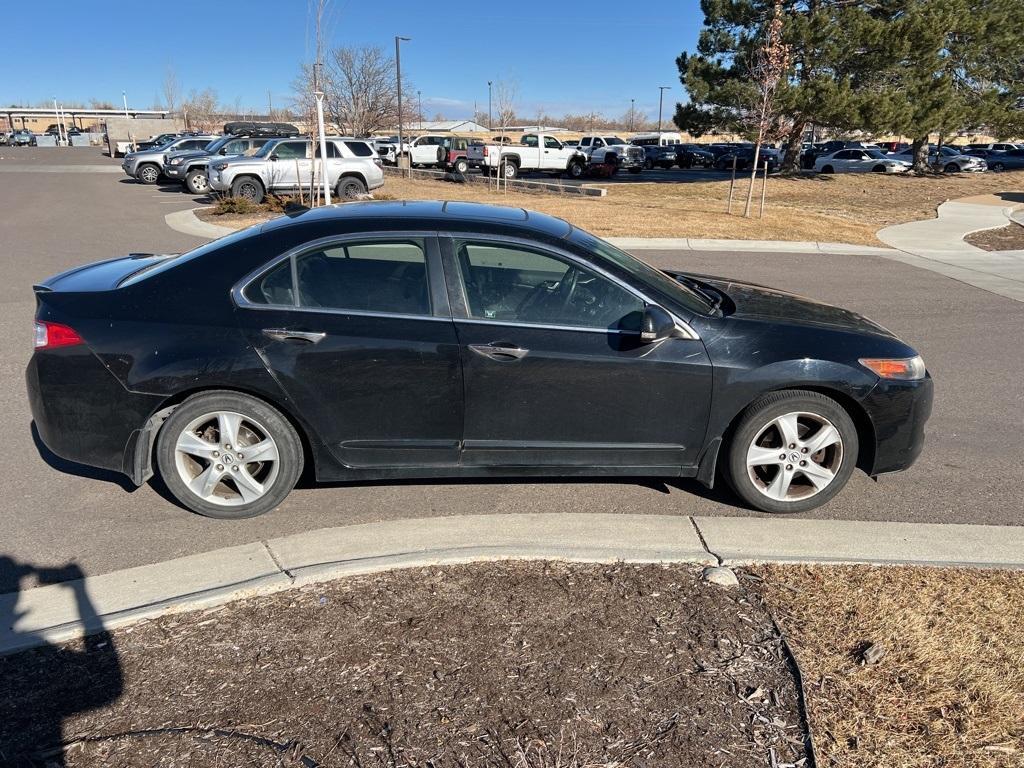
26 201 933 518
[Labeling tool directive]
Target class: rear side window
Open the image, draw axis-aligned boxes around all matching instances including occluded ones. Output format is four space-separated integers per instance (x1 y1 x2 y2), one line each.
314 142 342 158
344 141 374 157
245 240 430 316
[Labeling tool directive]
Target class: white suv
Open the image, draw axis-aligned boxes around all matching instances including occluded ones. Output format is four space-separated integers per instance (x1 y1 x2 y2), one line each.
208 138 385 202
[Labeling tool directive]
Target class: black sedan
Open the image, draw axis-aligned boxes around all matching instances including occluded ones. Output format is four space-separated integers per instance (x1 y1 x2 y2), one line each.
27 202 933 519
715 147 781 172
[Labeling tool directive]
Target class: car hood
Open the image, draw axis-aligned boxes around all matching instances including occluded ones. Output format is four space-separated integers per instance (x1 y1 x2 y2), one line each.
166 149 211 162
669 272 895 337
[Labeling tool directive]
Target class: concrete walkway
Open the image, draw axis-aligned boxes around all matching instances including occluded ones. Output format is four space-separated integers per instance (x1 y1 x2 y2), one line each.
877 196 1024 302
4 514 1024 655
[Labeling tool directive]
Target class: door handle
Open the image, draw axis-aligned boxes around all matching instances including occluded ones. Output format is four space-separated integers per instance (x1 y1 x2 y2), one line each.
468 342 529 361
262 328 326 344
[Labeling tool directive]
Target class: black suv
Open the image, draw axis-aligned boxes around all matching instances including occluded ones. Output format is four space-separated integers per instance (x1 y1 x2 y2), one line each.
163 122 299 194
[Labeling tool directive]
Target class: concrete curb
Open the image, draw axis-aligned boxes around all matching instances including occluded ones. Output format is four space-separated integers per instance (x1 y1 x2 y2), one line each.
382 165 609 196
5 514 1024 656
164 208 235 239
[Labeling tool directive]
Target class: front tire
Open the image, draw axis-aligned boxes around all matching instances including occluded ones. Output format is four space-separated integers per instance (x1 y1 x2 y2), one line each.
137 163 161 185
566 160 585 179
156 392 303 519
231 176 265 204
820 165 834 174
185 168 210 195
944 162 960 173
724 390 858 514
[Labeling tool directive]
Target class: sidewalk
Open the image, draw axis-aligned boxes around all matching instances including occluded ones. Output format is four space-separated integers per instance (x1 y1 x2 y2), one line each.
5 513 1024 655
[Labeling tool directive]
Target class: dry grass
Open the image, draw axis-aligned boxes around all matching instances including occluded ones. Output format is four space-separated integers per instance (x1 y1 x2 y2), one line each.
200 171 1023 246
755 565 1024 768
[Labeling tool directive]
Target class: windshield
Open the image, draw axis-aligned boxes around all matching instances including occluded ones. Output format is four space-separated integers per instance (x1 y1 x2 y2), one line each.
569 230 715 315
203 135 234 153
864 150 887 159
605 137 626 145
254 140 285 158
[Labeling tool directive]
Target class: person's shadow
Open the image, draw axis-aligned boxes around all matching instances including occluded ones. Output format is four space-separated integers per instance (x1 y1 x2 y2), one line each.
0 557 122 766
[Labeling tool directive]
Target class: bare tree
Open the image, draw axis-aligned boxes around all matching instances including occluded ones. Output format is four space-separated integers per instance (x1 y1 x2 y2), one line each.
162 66 181 114
181 88 219 131
492 80 518 131
319 45 412 136
742 1 791 217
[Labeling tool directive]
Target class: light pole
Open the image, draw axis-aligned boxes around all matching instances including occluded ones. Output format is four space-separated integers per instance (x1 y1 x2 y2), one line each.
487 80 492 131
657 86 670 133
122 90 134 151
313 61 331 205
417 90 422 129
630 98 635 132
395 35 411 175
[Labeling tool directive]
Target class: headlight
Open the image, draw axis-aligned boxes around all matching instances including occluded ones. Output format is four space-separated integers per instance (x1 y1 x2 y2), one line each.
169 157 183 165
859 355 926 380
212 162 229 171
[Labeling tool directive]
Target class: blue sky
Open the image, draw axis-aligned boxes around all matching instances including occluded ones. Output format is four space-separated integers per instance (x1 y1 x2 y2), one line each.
2 0 702 121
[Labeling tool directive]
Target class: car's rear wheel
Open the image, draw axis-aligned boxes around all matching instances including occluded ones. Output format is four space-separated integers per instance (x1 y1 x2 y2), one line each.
185 168 209 194
944 162 959 173
137 163 161 185
501 159 519 179
872 164 886 173
725 390 858 514
231 176 265 204
991 161 1005 171
337 176 367 199
820 165 834 174
156 392 303 519
453 158 469 174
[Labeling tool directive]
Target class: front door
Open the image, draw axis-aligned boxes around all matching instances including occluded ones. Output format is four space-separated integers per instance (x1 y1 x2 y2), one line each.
234 235 463 469
443 237 713 470
267 139 310 191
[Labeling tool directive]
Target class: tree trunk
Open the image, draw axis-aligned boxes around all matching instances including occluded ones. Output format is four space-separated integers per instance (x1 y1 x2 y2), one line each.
781 118 806 174
911 137 930 174
743 140 763 217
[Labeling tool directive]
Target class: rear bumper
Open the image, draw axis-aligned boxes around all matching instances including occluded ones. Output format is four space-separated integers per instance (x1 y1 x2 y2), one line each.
863 374 934 475
26 348 163 480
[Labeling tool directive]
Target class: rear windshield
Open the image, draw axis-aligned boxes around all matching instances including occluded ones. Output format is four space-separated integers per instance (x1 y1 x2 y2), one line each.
118 227 258 288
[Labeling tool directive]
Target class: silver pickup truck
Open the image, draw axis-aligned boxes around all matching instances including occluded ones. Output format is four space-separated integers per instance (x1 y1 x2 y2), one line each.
467 133 587 179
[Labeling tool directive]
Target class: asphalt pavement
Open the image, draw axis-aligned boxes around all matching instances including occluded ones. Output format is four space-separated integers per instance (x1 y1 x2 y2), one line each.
1 147 1021 583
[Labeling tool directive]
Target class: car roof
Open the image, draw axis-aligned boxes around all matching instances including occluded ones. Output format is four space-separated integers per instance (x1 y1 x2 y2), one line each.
260 200 575 240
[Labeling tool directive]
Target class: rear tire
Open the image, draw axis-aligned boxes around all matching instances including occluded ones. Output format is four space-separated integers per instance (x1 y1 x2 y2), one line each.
156 391 303 519
453 158 469 174
501 160 519 179
337 176 367 200
991 161 1005 172
137 163 161 185
185 168 210 195
943 162 959 173
872 164 886 173
724 390 858 514
231 176 265 204
821 165 834 174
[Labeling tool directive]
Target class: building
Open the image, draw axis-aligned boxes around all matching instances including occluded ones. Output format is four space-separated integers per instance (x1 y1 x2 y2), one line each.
399 120 490 133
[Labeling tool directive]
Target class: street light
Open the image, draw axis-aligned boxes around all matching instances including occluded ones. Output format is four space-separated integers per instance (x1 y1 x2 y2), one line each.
630 98 635 132
417 89 422 130
657 86 670 133
395 35 411 175
122 90 135 151
487 80 492 131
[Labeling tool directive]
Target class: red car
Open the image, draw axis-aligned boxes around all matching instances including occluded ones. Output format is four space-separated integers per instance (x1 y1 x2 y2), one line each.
443 136 471 174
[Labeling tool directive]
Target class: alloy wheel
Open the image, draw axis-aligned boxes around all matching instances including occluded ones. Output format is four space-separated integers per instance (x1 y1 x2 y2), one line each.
173 410 280 507
745 411 844 502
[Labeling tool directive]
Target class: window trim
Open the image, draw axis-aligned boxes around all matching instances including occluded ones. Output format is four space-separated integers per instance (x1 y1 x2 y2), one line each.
439 232 699 339
232 232 449 321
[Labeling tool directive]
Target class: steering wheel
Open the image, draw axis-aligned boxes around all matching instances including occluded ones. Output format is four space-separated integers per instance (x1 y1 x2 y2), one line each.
516 266 579 321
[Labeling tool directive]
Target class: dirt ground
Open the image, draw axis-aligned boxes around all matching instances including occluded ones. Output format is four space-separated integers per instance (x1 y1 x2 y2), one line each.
964 221 1024 251
197 172 1024 246
0 563 808 768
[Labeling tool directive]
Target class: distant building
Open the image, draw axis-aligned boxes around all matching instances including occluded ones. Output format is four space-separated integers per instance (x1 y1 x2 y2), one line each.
401 120 490 133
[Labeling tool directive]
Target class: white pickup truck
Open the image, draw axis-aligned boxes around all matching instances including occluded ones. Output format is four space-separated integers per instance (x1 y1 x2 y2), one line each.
578 135 646 174
467 133 587 179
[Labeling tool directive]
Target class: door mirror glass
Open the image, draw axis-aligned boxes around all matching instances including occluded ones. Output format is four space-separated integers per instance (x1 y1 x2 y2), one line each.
640 304 676 343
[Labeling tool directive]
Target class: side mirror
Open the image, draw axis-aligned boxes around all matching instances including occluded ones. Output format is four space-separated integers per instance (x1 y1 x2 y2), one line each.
640 304 676 343
269 154 279 161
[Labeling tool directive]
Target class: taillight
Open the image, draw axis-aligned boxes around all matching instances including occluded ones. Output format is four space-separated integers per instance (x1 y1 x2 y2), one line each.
34 321 84 350
483 146 489 157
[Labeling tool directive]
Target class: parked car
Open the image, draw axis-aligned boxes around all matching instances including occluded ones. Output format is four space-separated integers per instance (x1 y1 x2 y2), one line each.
442 136 472 174
629 131 683 147
982 148 1024 172
207 137 384 202
0 131 10 145
467 132 587 179
714 146 781 172
801 140 878 168
9 129 36 146
27 201 933 519
164 124 300 194
639 143 679 170
874 141 910 154
133 133 181 152
404 135 453 167
578 135 645 174
675 144 715 168
891 146 987 173
122 135 218 184
965 142 1021 152
814 148 911 174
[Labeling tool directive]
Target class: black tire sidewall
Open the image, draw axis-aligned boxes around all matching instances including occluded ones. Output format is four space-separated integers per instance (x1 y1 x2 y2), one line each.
156 391 303 519
725 390 859 514
138 164 160 184
338 177 367 199
232 177 264 203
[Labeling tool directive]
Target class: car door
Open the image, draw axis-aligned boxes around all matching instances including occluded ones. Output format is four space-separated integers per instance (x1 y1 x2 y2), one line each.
267 140 309 190
542 135 565 170
441 235 713 469
233 234 463 468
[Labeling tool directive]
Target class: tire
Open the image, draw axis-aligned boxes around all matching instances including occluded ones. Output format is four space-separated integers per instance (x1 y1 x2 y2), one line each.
644 158 654 170
155 391 303 519
185 168 210 195
821 165 834 174
337 176 367 200
137 163 161 185
629 166 643 174
944 163 959 173
231 176 265 204
436 146 446 164
501 160 519 179
991 161 1005 172
724 390 858 514
872 165 886 173
567 160 585 179
453 158 469 174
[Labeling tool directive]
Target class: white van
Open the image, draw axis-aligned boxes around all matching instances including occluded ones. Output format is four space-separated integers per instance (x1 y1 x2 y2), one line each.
630 131 683 147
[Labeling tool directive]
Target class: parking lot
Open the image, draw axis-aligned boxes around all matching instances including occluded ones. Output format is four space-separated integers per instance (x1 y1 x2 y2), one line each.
2 147 1023 581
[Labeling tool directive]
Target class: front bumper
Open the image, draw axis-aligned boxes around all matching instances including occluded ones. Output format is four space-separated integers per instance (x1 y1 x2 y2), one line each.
163 163 188 179
862 374 934 475
207 168 231 192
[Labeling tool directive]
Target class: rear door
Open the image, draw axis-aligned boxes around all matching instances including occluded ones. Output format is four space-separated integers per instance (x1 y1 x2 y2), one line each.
441 235 713 470
233 234 464 468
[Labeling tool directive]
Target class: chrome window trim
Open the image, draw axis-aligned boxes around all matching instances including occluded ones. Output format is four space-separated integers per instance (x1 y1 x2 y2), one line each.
231 231 442 321
440 231 700 340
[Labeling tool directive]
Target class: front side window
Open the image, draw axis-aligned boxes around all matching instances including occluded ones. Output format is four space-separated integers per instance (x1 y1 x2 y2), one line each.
454 241 644 331
247 240 430 316
273 141 308 160
223 139 249 154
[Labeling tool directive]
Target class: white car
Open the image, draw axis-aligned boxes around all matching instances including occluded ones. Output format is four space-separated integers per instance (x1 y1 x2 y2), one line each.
814 148 910 174
892 146 987 173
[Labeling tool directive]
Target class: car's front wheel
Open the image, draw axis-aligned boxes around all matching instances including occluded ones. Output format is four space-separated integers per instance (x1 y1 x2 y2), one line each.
231 176 265 204
725 390 858 514
156 392 303 519
137 163 161 184
185 168 210 194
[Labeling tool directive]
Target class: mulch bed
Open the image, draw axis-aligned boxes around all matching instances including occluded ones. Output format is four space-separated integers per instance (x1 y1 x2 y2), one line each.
0 562 808 767
964 221 1024 251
